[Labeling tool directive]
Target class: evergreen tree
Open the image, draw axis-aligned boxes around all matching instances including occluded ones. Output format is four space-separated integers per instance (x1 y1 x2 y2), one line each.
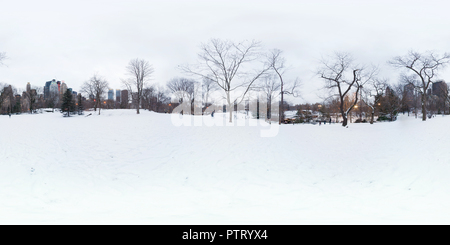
13 98 21 114
61 89 75 117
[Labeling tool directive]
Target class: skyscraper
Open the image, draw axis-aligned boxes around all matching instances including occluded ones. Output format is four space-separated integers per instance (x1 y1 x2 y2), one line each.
116 89 121 102
44 79 61 99
108 89 114 100
44 80 52 99
49 80 58 95
57 81 61 94
121 90 128 108
432 80 447 98
60 81 68 100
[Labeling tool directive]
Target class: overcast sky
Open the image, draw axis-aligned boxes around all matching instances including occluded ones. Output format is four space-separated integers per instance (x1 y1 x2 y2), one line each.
1 0 450 103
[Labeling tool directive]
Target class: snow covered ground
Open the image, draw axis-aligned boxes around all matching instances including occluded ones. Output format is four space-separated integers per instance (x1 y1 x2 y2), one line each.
1 109 450 224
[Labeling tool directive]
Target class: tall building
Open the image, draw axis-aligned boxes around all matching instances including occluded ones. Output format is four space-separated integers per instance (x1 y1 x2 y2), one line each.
44 81 51 99
49 80 58 96
108 89 114 100
1 85 14 114
404 83 415 105
44 79 61 99
26 82 31 94
432 80 447 114
60 81 68 100
432 80 447 98
121 90 129 107
116 89 121 102
57 81 61 94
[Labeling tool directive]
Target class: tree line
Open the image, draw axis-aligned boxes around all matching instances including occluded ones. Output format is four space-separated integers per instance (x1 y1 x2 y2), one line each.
1 40 449 126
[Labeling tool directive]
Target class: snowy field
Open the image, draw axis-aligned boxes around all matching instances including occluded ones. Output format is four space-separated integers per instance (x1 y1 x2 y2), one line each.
1 109 450 224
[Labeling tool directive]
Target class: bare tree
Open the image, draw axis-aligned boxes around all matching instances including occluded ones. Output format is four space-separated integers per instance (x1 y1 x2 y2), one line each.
257 75 280 120
202 77 218 112
154 86 170 113
123 58 154 114
141 86 155 111
180 39 270 122
361 78 388 124
266 49 301 124
166 77 197 114
389 50 450 121
81 74 109 115
318 52 377 127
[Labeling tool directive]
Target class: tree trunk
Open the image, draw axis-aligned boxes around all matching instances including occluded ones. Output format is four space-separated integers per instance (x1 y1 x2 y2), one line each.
137 94 140 114
342 115 348 127
227 93 232 123
279 87 284 125
340 98 345 126
421 93 426 121
370 110 374 124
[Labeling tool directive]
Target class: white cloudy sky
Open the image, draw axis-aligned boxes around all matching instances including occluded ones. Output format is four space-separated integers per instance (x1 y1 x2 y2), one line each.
1 0 450 103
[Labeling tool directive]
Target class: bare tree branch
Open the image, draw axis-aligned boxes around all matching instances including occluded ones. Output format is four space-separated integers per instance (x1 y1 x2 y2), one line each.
389 50 450 120
123 58 154 114
179 39 270 122
318 52 376 126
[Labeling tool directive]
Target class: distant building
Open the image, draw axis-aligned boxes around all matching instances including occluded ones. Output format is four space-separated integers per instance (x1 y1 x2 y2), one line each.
404 83 415 98
49 80 58 96
14 94 21 113
432 80 447 114
385 86 393 97
44 79 61 99
1 85 13 114
44 80 51 99
131 92 138 108
21 91 29 112
116 89 121 102
60 81 68 98
403 83 416 110
57 81 61 94
432 80 447 98
26 82 31 94
121 90 129 108
108 89 114 100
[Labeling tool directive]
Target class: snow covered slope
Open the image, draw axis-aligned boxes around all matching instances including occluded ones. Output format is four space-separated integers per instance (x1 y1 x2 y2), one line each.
1 110 450 224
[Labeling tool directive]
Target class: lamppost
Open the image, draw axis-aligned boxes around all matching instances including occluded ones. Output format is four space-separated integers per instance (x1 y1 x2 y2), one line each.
318 104 322 123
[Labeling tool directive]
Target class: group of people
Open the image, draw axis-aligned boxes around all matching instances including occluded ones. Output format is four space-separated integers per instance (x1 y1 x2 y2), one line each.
319 118 332 125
